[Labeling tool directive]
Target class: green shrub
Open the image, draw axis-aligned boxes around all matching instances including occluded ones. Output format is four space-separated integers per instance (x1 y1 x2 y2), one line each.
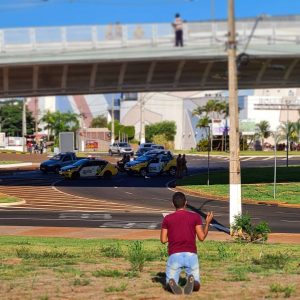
100 243 123 258
269 283 295 298
252 252 290 269
196 139 209 151
92 269 124 278
128 241 145 272
104 283 127 293
16 247 75 259
231 213 271 242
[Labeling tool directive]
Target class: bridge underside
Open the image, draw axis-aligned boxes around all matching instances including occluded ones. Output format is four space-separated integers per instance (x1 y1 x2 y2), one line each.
1 55 300 98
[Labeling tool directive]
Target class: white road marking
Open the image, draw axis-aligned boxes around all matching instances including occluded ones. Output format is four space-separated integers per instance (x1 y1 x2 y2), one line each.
125 192 133 195
281 219 300 223
262 157 273 161
99 221 160 229
275 212 300 216
241 157 255 161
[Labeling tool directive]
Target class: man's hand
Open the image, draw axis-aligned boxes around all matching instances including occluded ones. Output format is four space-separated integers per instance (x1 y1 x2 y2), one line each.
206 212 214 224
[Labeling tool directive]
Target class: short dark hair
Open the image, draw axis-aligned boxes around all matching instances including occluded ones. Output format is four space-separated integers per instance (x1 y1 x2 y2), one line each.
172 192 186 208
175 13 180 18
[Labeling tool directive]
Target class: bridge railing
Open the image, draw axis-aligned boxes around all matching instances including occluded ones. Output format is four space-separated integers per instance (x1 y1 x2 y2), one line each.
0 20 300 53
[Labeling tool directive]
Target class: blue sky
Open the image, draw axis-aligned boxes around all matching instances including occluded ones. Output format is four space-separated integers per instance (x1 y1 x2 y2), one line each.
0 0 299 28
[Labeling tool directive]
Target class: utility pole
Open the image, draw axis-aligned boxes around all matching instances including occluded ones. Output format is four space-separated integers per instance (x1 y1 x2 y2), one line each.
139 94 146 144
111 95 115 144
228 0 241 226
285 98 291 168
22 98 27 152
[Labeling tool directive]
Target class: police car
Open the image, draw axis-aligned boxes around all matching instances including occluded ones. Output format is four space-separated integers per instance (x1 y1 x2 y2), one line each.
124 151 177 177
59 158 118 180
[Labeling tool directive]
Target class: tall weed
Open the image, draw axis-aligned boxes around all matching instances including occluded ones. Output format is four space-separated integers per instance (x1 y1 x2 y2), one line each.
128 241 145 272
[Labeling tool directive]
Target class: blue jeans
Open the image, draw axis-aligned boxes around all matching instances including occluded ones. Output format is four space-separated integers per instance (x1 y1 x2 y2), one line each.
166 252 200 284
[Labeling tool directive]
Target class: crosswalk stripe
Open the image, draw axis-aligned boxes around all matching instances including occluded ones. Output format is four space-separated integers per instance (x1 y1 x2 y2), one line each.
0 179 163 212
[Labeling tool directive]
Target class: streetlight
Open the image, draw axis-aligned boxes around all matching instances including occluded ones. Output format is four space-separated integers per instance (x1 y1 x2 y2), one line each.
272 131 277 200
285 97 292 168
204 126 210 186
111 94 115 144
22 98 27 152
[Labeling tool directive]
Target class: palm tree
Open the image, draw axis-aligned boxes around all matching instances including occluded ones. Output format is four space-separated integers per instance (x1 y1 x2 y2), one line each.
196 116 211 151
40 111 79 143
193 99 223 151
192 99 221 119
279 121 297 151
196 115 211 128
218 101 229 151
255 120 271 150
292 119 300 144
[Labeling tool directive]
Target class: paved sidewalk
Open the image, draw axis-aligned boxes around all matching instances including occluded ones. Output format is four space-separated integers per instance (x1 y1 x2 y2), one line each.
0 226 299 244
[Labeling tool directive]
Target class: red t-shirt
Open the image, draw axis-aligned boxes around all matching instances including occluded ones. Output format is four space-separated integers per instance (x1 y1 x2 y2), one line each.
162 210 202 255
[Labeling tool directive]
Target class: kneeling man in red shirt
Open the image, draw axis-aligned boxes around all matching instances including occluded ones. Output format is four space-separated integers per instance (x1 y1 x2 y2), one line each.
160 192 213 295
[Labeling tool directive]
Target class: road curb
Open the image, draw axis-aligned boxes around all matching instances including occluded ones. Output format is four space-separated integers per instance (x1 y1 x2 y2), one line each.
166 179 300 209
0 162 33 169
0 199 26 207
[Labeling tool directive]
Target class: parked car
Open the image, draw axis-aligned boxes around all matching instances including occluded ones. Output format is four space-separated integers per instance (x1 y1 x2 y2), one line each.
108 142 134 156
135 144 165 157
134 147 152 158
40 152 84 173
124 151 176 177
59 158 118 180
139 143 156 149
151 144 165 150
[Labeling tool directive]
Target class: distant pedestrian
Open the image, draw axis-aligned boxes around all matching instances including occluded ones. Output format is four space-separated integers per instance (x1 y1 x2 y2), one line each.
182 154 187 176
34 143 39 154
27 142 33 154
176 154 182 178
172 13 184 47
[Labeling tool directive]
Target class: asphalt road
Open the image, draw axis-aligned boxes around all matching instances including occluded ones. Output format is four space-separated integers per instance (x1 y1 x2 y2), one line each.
0 155 299 233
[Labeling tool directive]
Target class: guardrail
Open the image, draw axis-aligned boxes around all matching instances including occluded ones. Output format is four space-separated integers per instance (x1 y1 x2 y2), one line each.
0 20 300 53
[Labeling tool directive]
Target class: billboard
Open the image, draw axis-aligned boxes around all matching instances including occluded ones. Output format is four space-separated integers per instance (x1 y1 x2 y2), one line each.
85 140 98 150
59 132 74 153
0 133 5 147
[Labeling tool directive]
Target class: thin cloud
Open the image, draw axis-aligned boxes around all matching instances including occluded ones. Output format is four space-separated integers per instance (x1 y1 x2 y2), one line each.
0 0 48 10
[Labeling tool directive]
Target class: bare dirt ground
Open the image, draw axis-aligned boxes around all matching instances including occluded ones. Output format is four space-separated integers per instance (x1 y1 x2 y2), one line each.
1 256 299 300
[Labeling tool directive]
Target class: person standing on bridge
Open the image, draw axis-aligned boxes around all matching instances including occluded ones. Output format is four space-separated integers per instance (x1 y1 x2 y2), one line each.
160 192 213 295
172 13 184 47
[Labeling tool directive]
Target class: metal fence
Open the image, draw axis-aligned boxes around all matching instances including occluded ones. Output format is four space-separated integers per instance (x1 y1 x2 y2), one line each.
0 20 300 53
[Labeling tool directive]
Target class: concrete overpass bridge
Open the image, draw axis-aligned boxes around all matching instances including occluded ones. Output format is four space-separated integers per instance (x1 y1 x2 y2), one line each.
1 16 300 98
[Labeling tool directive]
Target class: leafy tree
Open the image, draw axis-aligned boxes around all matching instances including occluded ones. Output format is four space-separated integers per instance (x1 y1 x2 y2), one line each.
40 111 79 143
192 99 222 119
278 121 297 150
152 134 174 150
193 99 225 151
0 100 35 136
193 99 241 151
292 119 300 143
90 115 107 128
145 121 176 142
107 120 135 141
255 120 271 150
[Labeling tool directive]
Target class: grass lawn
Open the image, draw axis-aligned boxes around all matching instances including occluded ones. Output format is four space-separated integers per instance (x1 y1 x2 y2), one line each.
174 150 300 156
177 166 300 205
0 236 299 299
0 161 20 164
0 196 21 204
